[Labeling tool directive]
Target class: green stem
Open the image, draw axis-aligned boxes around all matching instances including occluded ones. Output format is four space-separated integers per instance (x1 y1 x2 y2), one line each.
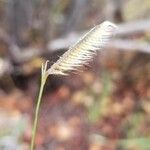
30 74 48 150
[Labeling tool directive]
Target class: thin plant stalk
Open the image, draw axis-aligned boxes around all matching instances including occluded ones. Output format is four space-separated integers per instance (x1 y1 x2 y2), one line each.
30 21 117 149
30 62 49 150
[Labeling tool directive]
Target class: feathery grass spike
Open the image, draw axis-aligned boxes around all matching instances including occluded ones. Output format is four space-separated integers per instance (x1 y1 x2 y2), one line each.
47 21 117 75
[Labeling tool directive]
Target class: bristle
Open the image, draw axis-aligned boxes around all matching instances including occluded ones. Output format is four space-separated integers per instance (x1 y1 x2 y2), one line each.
47 21 117 75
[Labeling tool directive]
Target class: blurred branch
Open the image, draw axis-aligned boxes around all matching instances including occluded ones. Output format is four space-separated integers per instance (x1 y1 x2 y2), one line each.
49 20 150 50
1 19 150 62
0 27 41 63
116 20 150 36
49 38 150 54
0 20 150 76
108 39 150 53
48 19 150 54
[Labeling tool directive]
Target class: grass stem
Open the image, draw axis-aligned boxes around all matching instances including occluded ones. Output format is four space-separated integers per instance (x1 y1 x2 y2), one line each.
30 63 48 150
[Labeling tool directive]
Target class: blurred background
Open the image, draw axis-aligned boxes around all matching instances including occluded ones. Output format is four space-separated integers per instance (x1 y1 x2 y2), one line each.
0 0 150 150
